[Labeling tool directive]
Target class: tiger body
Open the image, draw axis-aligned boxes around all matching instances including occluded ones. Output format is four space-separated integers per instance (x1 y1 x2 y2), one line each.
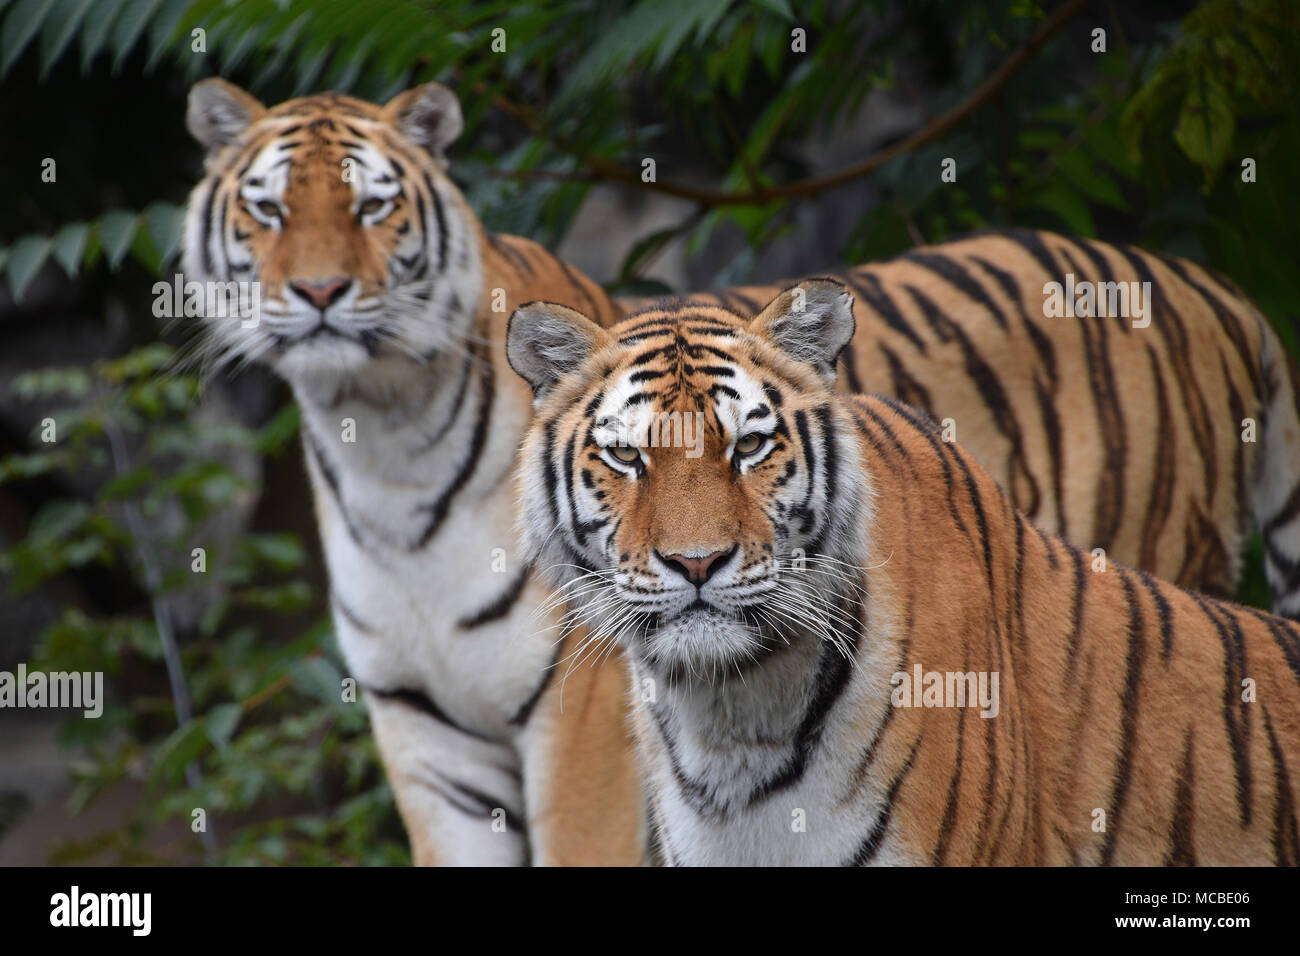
510 284 1300 866
182 79 640 865
623 230 1300 614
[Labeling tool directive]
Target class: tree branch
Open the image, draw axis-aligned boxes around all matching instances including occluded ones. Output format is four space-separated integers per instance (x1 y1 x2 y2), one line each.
486 0 1094 206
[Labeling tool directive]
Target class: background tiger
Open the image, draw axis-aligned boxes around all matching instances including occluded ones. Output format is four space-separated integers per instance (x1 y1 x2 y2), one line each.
509 281 1300 866
183 78 641 866
621 232 1300 617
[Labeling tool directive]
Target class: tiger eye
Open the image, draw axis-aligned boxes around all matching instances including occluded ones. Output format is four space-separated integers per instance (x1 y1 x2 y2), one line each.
255 200 281 219
609 445 640 464
735 433 764 455
359 197 386 216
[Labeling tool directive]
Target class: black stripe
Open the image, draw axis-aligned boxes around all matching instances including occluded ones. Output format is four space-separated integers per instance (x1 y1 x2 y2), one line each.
844 268 928 354
1136 569 1175 661
509 642 562 726
423 172 449 271
331 590 376 634
879 343 932 413
932 692 967 865
303 427 366 549
1190 594 1254 826
428 771 526 833
1156 252 1259 394
458 564 531 629
903 250 1009 330
967 255 1059 385
1262 704 1300 865
412 358 494 549
1139 345 1175 573
1100 570 1147 865
1164 732 1197 866
849 738 920 865
750 588 864 806
1240 607 1300 688
197 181 217 275
366 683 497 743
1115 244 1219 502
1057 246 1127 549
904 282 1040 517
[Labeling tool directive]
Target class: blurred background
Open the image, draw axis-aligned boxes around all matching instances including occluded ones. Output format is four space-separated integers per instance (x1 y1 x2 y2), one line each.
0 0 1296 865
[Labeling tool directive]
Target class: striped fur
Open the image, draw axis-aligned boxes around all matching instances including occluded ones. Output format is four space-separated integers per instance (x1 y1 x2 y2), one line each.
621 231 1300 616
512 282 1300 866
182 79 641 866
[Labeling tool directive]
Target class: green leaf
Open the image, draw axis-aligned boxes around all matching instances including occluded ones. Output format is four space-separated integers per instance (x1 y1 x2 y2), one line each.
751 0 795 20
96 209 139 270
1025 184 1096 237
142 201 185 270
110 0 165 73
1 0 57 74
6 234 51 300
37 0 96 79
205 702 241 751
290 656 344 709
244 532 307 571
78 0 127 71
49 221 90 277
29 499 90 545
1173 75 1235 188
152 719 208 783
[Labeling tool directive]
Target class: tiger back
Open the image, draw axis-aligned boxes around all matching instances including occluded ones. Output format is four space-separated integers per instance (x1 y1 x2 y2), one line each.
510 281 1300 866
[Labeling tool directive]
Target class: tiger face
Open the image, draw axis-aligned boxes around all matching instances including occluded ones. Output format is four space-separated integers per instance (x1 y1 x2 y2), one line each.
510 280 870 678
182 79 481 382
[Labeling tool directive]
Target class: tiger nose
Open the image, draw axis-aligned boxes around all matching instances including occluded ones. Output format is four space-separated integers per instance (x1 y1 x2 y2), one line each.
288 277 352 310
659 547 735 586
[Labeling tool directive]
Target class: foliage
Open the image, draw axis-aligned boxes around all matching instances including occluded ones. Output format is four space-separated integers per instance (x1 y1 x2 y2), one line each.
1 346 407 864
0 0 1297 863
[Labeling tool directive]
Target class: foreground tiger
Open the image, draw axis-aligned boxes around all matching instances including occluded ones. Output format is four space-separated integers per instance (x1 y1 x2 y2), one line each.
510 282 1300 866
182 74 1298 865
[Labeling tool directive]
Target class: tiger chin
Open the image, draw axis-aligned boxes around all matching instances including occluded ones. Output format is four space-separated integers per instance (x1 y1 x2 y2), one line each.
508 280 1300 867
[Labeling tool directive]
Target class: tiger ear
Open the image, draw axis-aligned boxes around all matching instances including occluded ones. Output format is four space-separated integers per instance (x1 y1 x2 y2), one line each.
382 83 464 164
749 278 856 384
507 302 611 399
187 78 266 154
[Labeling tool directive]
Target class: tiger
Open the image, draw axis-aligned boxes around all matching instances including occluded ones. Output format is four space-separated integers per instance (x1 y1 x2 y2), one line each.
182 78 643 866
508 280 1300 866
620 232 1300 617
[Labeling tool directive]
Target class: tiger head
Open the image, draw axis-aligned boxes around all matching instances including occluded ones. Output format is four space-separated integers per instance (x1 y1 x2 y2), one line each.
509 280 871 679
182 78 481 384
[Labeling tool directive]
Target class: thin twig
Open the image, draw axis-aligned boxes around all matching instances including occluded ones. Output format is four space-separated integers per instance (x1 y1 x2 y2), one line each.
103 418 217 857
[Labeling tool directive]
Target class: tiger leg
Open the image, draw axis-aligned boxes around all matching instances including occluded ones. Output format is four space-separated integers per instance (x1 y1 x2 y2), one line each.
513 646 647 866
366 693 528 866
